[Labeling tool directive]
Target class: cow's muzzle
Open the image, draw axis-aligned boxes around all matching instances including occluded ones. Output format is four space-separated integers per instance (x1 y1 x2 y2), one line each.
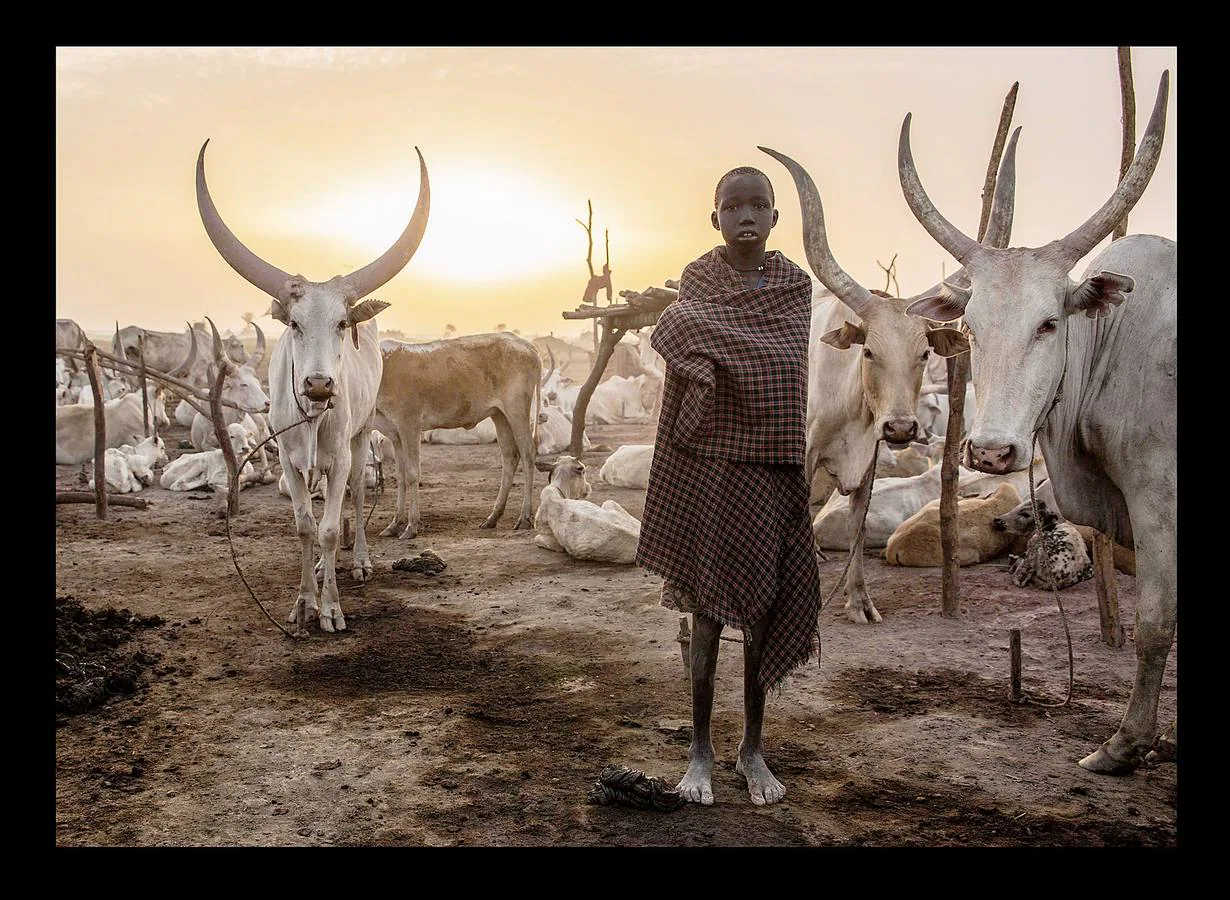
882 417 919 448
302 375 335 401
966 439 1017 474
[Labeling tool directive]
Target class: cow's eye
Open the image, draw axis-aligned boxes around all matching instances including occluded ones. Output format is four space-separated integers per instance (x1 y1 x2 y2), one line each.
289 321 300 333
920 350 930 361
862 348 873 360
1036 318 1058 336
338 321 348 330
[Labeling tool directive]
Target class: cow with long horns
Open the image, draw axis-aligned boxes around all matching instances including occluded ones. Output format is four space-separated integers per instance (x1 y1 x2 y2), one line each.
758 125 1017 625
898 73 1174 774
114 323 247 389
196 139 430 634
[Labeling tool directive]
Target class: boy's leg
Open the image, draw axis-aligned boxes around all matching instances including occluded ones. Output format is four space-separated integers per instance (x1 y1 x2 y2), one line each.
677 612 722 805
736 615 786 805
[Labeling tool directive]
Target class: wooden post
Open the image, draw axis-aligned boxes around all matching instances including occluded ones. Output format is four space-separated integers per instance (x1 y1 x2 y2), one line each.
1113 47 1136 241
1092 531 1126 648
138 333 150 439
84 344 108 520
569 322 624 457
677 615 692 681
940 81 1018 619
209 367 240 515
342 516 352 551
1009 628 1022 701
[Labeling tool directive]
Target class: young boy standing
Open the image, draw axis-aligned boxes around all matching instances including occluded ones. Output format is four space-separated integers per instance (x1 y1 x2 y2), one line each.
636 166 821 806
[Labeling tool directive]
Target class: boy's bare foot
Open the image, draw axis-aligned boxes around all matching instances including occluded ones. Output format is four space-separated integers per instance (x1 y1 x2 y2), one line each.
677 758 715 805
736 751 786 805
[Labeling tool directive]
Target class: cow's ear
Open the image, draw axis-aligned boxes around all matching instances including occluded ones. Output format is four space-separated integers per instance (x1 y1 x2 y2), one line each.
350 299 390 324
925 327 970 358
820 321 866 350
906 280 970 322
1066 270 1134 319
268 299 290 325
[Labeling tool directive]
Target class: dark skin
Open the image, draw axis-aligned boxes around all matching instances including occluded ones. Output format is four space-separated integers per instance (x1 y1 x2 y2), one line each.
712 172 779 291
676 170 787 806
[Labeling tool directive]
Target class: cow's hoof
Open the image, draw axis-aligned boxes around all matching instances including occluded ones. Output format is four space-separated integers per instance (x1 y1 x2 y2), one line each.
514 517 533 530
1078 739 1140 776
479 519 498 529
352 561 374 583
844 602 882 625
378 523 400 538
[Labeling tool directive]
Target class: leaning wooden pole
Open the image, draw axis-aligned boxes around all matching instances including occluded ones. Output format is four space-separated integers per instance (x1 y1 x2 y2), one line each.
569 323 624 457
210 367 241 515
1113 46 1136 242
940 81 1018 619
138 333 150 439
83 344 108 520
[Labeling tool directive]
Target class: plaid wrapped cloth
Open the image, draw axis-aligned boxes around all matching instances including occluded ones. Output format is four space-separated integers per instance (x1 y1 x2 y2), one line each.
636 247 821 692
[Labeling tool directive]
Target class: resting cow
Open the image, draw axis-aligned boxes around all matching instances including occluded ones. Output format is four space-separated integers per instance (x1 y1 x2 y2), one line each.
883 482 1022 567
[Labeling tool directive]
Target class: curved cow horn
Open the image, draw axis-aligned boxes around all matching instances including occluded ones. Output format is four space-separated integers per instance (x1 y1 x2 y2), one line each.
1052 71 1169 267
898 113 984 266
170 322 198 379
196 139 294 300
342 147 431 302
542 344 556 385
112 322 128 363
759 146 877 316
205 316 236 374
247 321 266 370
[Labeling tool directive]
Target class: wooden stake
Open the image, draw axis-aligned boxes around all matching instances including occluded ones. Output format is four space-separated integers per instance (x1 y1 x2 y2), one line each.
1092 531 1126 648
209 366 240 516
1113 47 1136 241
84 345 108 520
56 492 149 509
342 516 353 551
676 615 691 681
1009 628 1022 701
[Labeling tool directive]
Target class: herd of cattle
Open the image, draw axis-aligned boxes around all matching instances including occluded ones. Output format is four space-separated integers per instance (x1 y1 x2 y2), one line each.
55 72 1175 778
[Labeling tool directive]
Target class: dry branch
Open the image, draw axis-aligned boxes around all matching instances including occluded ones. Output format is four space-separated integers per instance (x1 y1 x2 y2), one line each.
1114 47 1136 241
941 81 1018 618
56 492 150 509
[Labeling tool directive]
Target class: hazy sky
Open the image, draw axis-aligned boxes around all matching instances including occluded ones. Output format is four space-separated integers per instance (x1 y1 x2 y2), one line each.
56 46 1177 343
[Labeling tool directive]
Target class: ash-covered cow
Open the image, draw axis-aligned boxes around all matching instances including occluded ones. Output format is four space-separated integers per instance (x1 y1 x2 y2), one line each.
597 443 655 489
533 455 641 564
759 130 1016 623
898 72 1174 773
196 139 429 633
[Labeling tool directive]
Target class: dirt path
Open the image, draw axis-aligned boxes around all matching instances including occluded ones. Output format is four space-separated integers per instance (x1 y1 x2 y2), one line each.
54 422 1177 846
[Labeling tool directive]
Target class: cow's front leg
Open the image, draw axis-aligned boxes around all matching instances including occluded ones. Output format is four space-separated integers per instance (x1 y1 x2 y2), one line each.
282 470 321 634
348 432 374 582
844 472 882 624
1079 498 1176 775
315 455 352 633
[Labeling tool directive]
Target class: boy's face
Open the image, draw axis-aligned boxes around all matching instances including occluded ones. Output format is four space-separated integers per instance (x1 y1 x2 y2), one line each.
712 173 777 250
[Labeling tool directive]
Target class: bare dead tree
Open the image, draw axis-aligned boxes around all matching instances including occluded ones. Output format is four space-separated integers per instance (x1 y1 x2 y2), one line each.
577 200 614 354
877 253 900 295
1113 46 1136 241
941 80 1018 619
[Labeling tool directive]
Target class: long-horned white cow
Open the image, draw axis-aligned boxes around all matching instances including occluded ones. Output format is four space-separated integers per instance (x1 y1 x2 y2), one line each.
759 135 1016 624
372 332 541 539
55 329 197 465
898 72 1174 774
115 323 247 388
196 139 430 633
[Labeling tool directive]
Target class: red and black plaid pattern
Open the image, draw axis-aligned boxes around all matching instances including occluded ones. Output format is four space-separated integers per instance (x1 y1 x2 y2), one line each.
651 247 813 465
637 247 820 692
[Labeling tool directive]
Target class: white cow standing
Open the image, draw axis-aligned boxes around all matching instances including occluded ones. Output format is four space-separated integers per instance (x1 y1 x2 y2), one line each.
759 134 1016 624
196 139 430 633
899 72 1175 774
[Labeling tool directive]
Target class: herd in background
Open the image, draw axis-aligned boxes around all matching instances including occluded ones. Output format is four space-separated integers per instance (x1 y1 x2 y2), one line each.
56 67 1176 775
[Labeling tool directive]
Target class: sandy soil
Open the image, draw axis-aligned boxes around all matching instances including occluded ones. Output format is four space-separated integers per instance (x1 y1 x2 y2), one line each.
54 421 1177 847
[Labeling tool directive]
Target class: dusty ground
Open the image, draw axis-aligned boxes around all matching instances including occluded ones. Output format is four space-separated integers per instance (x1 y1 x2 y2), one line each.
54 421 1178 847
